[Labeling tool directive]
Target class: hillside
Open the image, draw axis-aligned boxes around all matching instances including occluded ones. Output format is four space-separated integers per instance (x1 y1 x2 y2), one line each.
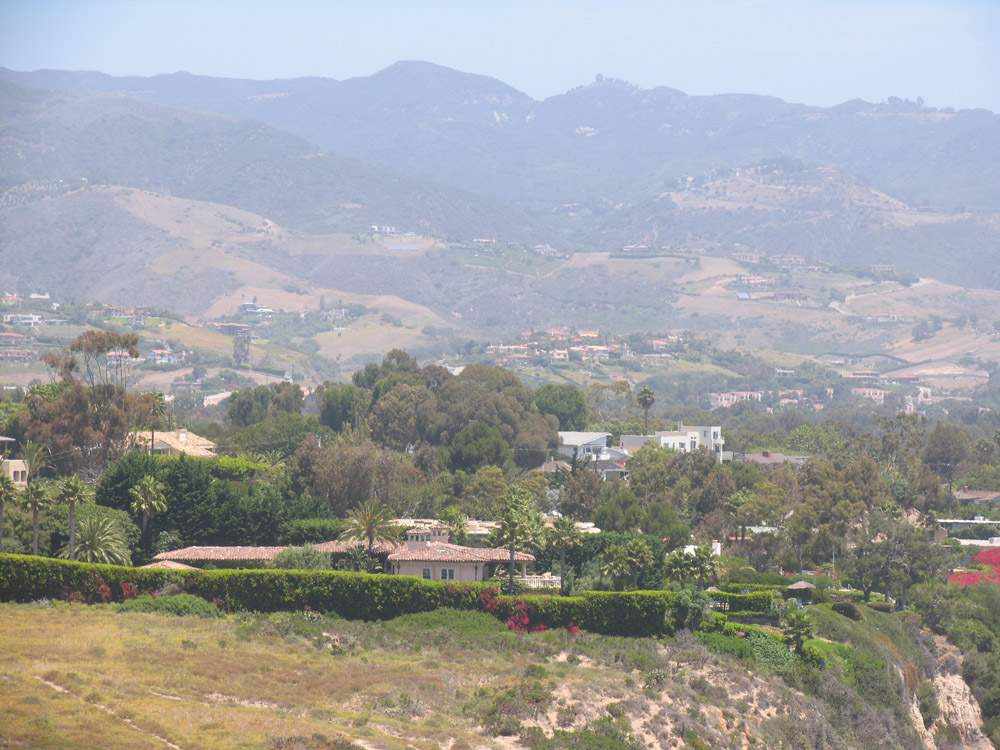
0 80 538 240
2 65 1000 292
0 602 970 750
4 62 998 214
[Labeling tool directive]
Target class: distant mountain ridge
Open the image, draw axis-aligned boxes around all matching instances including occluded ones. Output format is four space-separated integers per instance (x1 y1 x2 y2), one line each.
3 61 998 215
1 62 999 293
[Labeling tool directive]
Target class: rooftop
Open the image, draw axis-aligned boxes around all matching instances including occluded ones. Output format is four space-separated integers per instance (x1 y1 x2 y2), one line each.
387 541 534 563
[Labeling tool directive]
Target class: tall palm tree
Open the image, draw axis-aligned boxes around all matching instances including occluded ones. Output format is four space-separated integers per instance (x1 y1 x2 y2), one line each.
63 515 130 565
342 500 396 556
493 486 541 594
0 475 15 551
58 476 93 559
546 515 582 595
21 482 52 555
636 386 656 433
21 441 48 483
129 475 168 553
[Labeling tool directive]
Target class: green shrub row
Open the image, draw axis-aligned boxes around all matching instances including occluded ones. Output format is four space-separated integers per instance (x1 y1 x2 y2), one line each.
493 590 681 636
119 593 220 618
708 590 777 613
0 554 685 636
0 553 483 618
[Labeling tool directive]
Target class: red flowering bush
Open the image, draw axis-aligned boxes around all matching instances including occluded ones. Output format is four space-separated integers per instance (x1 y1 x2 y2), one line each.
120 581 138 601
479 586 501 614
973 547 1000 570
97 581 113 604
566 623 581 636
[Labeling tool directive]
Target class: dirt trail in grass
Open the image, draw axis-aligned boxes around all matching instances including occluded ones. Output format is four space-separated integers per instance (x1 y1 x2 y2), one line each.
35 675 184 750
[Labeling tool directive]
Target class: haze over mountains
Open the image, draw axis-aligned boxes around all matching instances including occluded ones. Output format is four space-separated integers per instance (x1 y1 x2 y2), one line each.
2 60 1000 301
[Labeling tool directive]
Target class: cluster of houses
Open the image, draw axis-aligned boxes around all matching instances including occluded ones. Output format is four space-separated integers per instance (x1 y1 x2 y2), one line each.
554 426 730 481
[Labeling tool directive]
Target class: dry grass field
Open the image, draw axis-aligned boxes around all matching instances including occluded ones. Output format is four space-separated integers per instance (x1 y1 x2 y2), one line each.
0 601 910 750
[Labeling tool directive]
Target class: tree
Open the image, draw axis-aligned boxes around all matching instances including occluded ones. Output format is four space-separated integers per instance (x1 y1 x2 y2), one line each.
663 545 718 590
439 506 469 545
533 384 588 431
449 421 512 472
780 601 812 654
21 482 51 555
63 514 130 565
21 440 47 483
342 500 397 555
129 475 168 554
546 515 583 595
636 386 655 433
316 383 371 432
0 475 15 550
492 485 542 593
57 475 93 558
273 545 331 569
923 423 970 496
601 538 654 591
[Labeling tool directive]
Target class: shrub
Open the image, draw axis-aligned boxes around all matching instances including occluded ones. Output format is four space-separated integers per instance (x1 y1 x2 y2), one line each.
831 601 861 620
708 590 777 614
118 593 220 618
279 518 346 545
272 545 332 570
867 601 893 613
696 631 753 659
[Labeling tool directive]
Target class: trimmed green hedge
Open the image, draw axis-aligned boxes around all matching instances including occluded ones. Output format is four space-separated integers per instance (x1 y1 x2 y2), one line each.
0 554 684 636
708 590 777 614
493 590 681 636
0 553 482 619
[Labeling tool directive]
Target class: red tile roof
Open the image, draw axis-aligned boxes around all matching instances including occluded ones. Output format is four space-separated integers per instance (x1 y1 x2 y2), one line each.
154 545 286 562
387 541 534 563
312 539 400 555
140 560 198 570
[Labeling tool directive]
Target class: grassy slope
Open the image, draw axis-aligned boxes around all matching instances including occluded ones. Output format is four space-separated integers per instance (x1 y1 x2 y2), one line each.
0 602 926 750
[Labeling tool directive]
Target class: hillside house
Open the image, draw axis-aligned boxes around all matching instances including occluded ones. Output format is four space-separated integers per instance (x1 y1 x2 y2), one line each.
1 458 28 488
620 426 726 460
131 429 217 458
557 431 611 460
710 391 763 409
386 542 534 582
851 387 887 405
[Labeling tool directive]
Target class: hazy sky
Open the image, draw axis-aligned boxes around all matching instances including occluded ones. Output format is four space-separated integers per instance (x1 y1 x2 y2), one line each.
2 0 998 110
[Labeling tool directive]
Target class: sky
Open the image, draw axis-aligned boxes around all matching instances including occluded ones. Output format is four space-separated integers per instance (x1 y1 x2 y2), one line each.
1 0 998 110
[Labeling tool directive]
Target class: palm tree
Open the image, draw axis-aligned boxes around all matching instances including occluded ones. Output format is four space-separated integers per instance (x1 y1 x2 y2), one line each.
63 515 130 565
636 386 656 433
0 475 15 551
21 482 52 555
546 515 582 595
493 486 542 594
342 500 397 556
21 441 48 483
129 475 168 553
58 476 93 559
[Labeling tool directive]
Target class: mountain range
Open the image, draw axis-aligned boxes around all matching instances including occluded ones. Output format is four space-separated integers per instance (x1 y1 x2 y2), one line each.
1 60 1000 300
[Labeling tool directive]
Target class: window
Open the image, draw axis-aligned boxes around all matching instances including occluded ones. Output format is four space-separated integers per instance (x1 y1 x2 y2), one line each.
422 568 431 579
440 568 455 580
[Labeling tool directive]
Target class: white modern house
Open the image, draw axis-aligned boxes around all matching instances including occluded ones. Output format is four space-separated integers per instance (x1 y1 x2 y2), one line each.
556 431 611 460
619 425 728 461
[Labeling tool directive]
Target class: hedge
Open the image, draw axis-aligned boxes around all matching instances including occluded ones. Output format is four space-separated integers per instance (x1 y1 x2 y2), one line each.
0 554 684 636
708 590 777 614
0 553 482 619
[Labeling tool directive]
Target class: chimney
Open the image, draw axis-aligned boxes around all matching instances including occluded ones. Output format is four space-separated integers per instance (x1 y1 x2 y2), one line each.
178 429 188 445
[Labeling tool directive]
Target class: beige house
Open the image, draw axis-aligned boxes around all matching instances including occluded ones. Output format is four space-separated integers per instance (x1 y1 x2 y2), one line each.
1 458 27 489
131 429 216 458
386 541 534 582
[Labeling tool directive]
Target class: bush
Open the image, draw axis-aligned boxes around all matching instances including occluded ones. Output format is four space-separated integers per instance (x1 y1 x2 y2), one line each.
279 518 346 545
118 593 219 618
696 631 753 659
708 590 777 614
272 545 332 570
831 601 862 620
867 601 893 613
